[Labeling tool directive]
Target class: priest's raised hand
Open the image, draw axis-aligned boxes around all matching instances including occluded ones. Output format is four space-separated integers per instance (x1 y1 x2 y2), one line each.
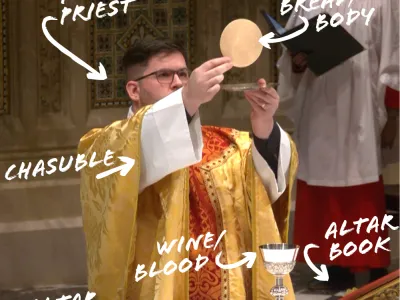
244 78 279 139
182 56 233 116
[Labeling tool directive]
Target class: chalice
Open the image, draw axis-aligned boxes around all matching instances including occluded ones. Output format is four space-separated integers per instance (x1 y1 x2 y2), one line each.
259 243 299 300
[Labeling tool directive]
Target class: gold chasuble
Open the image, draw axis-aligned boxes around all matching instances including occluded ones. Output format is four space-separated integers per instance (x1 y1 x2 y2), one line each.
78 106 298 300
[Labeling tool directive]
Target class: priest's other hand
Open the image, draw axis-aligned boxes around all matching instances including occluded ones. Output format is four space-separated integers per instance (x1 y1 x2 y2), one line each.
244 79 279 139
182 57 233 116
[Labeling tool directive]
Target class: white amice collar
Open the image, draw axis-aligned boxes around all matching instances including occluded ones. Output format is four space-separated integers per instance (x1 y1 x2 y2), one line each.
127 106 134 118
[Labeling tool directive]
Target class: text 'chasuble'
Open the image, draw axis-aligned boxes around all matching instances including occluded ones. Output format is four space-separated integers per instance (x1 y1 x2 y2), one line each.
77 105 298 300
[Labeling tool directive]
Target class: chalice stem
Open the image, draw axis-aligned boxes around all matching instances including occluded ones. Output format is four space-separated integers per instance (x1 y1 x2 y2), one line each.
273 276 287 300
275 276 283 286
276 277 283 300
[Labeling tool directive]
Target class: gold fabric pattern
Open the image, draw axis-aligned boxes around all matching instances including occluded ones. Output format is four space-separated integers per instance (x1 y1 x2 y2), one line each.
188 127 238 299
78 114 298 299
200 167 230 299
363 280 399 299
188 165 222 299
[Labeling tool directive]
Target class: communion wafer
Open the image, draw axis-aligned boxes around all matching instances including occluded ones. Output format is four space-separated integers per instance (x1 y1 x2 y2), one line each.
220 19 263 68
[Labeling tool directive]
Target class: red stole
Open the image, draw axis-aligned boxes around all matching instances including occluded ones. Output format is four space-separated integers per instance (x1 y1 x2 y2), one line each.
188 126 234 300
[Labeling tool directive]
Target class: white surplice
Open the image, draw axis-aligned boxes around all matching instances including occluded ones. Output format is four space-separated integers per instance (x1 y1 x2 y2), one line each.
127 88 292 203
277 0 399 187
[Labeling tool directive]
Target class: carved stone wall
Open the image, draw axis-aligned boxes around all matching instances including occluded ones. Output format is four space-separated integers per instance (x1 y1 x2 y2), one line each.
38 0 62 114
0 0 9 116
89 0 195 109
0 0 89 289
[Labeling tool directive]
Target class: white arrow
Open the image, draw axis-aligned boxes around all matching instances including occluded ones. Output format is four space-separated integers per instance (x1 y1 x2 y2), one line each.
259 16 309 49
96 156 135 179
42 16 107 80
215 252 257 270
84 291 96 300
304 244 329 281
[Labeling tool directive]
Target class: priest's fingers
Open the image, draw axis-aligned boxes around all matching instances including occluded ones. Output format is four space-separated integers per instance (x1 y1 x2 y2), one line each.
257 78 267 88
183 57 231 106
247 89 276 102
246 93 266 112
204 62 233 81
247 85 279 103
246 91 276 110
260 87 279 100
206 74 225 88
245 91 267 110
207 83 221 95
200 57 232 72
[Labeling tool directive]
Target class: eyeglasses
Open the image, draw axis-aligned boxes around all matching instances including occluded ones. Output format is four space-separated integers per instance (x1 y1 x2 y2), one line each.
134 68 190 84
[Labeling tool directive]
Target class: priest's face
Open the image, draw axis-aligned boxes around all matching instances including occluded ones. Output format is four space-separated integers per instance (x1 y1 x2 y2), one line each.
126 51 189 111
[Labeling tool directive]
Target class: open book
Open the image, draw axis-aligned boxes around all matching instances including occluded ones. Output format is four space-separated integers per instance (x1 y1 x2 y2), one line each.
261 10 365 76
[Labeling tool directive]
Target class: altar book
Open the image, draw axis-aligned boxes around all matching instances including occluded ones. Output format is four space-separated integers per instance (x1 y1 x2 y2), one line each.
261 10 365 76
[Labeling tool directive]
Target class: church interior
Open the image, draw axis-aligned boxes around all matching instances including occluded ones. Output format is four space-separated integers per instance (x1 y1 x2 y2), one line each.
0 0 399 299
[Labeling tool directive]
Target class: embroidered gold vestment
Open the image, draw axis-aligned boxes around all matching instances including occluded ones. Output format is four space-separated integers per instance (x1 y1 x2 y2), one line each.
78 106 298 300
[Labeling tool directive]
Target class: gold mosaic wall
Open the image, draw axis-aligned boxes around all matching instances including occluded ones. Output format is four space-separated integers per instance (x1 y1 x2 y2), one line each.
89 0 195 109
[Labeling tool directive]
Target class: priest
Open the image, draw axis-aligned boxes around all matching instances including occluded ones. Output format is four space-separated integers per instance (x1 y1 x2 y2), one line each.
277 0 399 291
77 38 298 299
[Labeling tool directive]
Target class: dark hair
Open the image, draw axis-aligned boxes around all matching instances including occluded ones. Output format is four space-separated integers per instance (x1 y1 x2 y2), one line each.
121 38 188 74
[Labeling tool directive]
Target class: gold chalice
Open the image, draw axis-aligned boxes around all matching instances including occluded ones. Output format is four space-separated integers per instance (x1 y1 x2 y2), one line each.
259 243 299 300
